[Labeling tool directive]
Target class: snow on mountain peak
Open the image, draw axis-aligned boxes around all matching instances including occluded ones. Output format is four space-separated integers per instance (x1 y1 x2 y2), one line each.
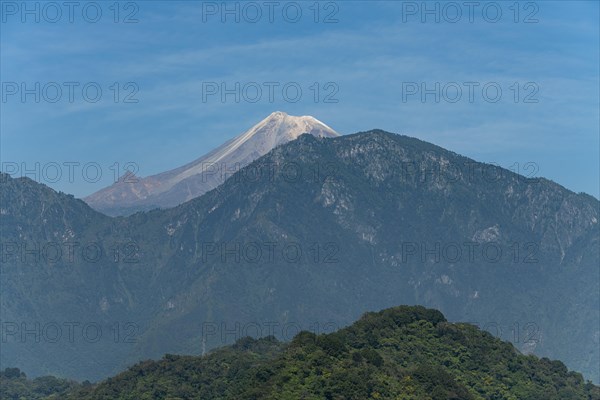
203 112 339 167
84 112 340 214
254 111 339 141
266 111 288 119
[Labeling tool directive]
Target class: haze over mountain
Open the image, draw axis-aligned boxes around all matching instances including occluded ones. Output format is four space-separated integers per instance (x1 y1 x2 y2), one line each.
1 127 598 384
84 112 339 216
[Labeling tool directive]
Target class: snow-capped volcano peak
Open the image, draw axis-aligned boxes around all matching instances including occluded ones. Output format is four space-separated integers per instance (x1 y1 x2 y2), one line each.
170 112 339 179
171 112 337 171
84 112 339 215
237 111 339 152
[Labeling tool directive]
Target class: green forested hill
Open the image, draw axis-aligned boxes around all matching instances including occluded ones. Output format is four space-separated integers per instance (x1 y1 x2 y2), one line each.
0 368 82 400
55 306 598 400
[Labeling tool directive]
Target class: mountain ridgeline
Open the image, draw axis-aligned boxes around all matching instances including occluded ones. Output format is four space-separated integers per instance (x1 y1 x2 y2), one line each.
1 130 598 383
5 306 598 399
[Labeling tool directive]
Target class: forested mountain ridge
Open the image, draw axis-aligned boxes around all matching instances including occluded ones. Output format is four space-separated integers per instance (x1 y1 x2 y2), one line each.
5 306 594 400
1 131 598 382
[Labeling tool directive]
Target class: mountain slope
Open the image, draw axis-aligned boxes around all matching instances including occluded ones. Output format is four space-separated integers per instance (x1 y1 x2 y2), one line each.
65 306 600 400
1 130 598 382
0 174 136 380
135 130 599 381
83 112 339 216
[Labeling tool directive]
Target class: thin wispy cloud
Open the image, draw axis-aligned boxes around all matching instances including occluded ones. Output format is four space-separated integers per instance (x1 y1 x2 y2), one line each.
1 1 598 197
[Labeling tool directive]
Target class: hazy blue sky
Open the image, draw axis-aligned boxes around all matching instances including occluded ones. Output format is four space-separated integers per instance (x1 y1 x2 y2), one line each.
1 1 598 198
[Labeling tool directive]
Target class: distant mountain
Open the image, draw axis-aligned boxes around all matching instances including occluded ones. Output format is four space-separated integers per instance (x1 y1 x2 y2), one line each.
57 306 598 399
84 112 339 216
1 130 598 383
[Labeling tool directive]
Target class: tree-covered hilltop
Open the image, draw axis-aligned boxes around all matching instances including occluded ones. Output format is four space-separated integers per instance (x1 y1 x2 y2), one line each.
0 367 83 400
59 305 599 400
